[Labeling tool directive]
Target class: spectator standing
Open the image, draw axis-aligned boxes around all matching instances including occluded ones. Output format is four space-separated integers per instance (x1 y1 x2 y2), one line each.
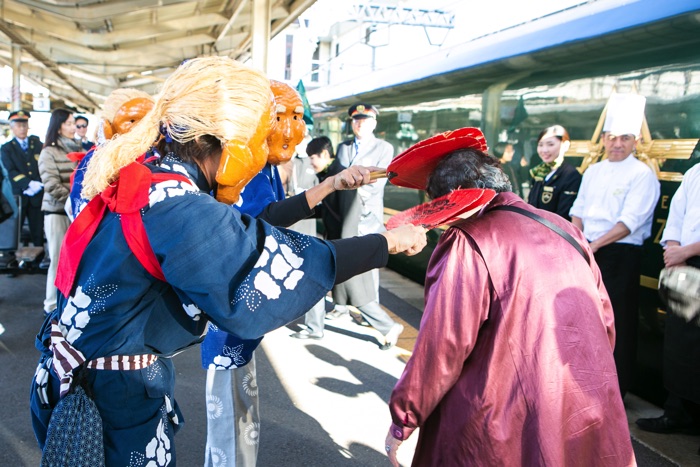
636 161 700 436
570 93 661 397
1 110 45 249
329 104 404 350
290 136 351 339
493 142 522 198
385 137 635 467
38 109 80 315
527 125 582 220
74 115 94 151
286 146 329 340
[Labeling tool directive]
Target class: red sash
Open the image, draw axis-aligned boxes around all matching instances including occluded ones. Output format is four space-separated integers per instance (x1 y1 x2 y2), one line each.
56 161 190 296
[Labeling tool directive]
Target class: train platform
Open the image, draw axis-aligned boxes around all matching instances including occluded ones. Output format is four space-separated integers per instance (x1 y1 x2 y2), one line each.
0 268 698 466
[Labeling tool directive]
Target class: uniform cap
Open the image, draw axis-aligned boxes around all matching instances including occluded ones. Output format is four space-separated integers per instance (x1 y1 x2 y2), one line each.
603 93 646 137
8 110 31 122
348 104 378 120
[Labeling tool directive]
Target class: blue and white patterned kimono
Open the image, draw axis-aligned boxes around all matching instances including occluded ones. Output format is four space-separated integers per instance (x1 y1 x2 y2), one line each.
201 163 286 369
30 154 335 466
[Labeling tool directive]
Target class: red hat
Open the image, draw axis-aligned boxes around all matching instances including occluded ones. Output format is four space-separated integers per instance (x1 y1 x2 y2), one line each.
387 127 488 190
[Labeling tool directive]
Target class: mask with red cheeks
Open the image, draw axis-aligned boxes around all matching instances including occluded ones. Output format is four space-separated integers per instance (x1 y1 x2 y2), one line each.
267 80 306 166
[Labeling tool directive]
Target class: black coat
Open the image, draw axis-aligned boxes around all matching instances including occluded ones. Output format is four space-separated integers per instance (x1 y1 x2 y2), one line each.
1 135 43 206
316 158 351 240
527 161 582 221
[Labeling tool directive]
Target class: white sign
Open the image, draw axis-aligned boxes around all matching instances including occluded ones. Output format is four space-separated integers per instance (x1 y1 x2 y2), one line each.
33 95 50 111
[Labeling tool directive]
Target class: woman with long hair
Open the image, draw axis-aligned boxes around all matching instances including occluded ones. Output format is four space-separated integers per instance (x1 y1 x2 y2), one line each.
527 125 582 220
30 56 426 466
38 108 81 314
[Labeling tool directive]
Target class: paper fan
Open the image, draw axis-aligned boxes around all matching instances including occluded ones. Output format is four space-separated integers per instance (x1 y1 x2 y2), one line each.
386 188 496 230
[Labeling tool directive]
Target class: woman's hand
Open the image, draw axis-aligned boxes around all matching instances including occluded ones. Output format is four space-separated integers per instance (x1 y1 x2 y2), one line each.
382 224 428 256
332 166 373 191
384 430 402 467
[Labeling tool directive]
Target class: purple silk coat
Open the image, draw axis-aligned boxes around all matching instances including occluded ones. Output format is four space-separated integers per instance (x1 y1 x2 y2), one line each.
389 192 636 467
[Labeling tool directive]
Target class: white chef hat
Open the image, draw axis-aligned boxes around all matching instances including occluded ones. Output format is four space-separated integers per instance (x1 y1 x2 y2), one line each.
603 93 646 137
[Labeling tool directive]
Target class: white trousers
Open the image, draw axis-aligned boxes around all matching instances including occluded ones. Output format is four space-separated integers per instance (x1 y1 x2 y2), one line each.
204 354 260 467
43 214 70 313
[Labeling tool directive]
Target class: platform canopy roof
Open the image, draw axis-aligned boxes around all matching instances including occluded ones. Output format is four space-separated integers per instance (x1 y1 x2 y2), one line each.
308 0 700 109
0 0 315 112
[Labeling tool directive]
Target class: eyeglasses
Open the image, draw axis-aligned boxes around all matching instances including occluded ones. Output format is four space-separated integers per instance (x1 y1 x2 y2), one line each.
76 124 87 129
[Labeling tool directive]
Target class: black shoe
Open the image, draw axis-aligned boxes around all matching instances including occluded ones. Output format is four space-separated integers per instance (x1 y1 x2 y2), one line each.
636 415 700 435
325 309 348 320
39 257 50 270
290 330 324 340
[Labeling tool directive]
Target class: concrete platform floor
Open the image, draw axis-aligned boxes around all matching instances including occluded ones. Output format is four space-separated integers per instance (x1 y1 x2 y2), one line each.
1 268 698 466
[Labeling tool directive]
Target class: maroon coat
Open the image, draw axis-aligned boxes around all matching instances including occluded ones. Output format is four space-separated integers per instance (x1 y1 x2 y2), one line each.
389 192 635 466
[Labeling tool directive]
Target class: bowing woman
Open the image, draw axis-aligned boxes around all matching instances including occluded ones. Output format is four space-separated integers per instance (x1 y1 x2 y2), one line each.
527 125 582 220
29 56 426 466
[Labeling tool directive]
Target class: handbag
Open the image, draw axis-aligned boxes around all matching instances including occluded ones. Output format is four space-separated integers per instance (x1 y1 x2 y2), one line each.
41 379 105 467
658 265 700 324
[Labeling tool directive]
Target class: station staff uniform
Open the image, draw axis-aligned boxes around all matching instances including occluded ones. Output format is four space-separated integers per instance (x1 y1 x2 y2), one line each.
527 161 581 221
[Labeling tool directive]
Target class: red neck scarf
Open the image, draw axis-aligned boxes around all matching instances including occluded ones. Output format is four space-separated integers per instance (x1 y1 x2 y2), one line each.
56 161 190 296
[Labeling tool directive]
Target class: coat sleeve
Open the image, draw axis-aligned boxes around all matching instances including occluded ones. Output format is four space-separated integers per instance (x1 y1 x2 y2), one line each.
1 145 30 193
660 170 687 245
617 166 660 235
146 191 337 341
39 148 70 203
388 228 490 440
554 168 582 220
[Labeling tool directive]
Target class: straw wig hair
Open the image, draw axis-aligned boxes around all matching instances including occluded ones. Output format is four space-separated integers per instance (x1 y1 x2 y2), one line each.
82 56 272 200
101 88 153 123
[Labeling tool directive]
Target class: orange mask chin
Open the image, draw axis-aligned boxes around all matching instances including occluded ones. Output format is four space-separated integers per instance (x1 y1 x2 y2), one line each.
215 93 276 204
267 80 306 165
102 97 155 140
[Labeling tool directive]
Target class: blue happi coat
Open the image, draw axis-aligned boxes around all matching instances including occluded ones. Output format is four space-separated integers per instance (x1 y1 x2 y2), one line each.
30 154 335 466
200 163 286 370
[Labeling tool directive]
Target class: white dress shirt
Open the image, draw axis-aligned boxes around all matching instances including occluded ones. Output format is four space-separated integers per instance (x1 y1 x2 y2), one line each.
661 162 700 247
570 155 660 245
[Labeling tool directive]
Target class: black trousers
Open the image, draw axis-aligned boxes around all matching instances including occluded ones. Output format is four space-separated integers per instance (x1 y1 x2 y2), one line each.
594 242 642 397
20 194 45 247
663 256 700 406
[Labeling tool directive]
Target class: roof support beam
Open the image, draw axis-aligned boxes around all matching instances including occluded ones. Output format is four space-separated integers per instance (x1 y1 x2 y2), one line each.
250 0 270 72
11 44 21 111
0 19 100 109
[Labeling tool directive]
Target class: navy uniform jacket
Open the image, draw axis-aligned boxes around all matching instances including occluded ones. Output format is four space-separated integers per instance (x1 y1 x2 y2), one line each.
527 161 582 221
1 135 43 206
